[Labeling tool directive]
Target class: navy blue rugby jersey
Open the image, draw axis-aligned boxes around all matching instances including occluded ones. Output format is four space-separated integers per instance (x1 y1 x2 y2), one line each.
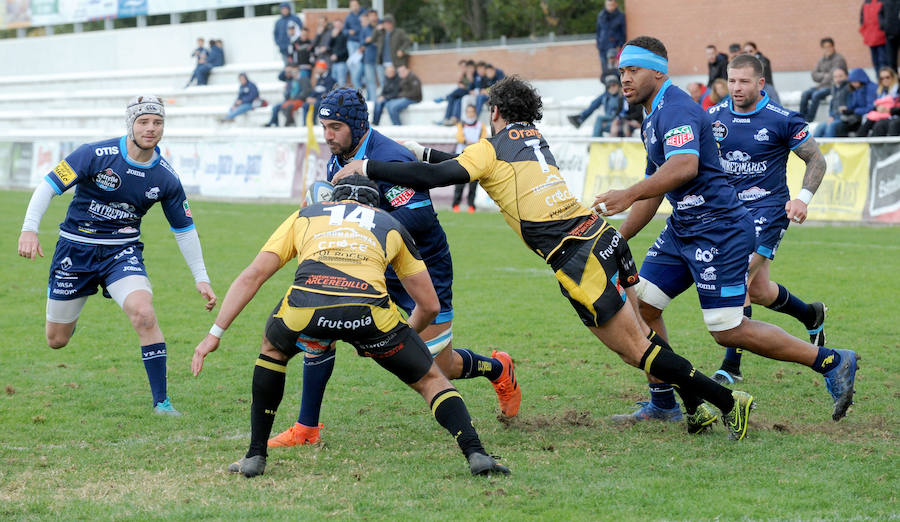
45 136 194 245
707 91 811 208
641 80 747 233
327 129 448 262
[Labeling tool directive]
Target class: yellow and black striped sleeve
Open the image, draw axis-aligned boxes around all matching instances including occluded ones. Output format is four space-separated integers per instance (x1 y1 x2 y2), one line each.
454 139 496 182
385 228 427 280
260 210 309 268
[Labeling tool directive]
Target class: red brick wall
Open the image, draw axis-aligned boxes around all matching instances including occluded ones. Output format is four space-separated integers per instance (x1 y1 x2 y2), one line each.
312 2 871 83
625 0 869 76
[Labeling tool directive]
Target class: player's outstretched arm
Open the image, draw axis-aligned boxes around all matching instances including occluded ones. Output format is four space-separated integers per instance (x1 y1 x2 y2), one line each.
399 270 440 333
786 138 826 225
401 140 459 163
333 158 469 190
616 195 665 240
173 228 216 310
192 251 281 376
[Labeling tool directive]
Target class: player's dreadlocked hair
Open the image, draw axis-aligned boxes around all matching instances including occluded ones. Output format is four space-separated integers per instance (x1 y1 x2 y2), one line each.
625 36 668 59
488 75 543 124
331 174 380 207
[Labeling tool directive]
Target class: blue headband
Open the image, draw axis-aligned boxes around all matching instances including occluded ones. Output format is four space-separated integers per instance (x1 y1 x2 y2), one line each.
618 45 668 74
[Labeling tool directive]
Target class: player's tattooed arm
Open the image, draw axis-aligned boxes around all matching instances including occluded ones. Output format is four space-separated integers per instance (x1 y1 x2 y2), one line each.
793 138 827 193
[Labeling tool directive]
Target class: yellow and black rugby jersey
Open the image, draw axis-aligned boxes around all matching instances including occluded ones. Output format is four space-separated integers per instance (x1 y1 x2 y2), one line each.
261 201 427 298
454 123 598 260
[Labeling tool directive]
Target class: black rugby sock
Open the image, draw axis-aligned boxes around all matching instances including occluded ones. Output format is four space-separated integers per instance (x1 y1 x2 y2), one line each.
430 388 485 458
640 342 734 414
646 331 704 415
767 284 817 327
247 354 287 458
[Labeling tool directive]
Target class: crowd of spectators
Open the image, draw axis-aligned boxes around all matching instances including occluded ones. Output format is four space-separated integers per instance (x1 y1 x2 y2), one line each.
186 38 225 87
434 59 505 126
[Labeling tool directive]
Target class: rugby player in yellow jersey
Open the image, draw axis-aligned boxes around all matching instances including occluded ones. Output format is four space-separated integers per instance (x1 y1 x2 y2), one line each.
191 175 510 477
334 76 755 440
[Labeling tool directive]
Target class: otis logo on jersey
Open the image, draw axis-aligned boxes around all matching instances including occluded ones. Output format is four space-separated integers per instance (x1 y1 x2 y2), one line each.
94 169 121 191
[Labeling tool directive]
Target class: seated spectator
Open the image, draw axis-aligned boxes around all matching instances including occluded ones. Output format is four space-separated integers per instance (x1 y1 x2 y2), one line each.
300 64 338 125
859 66 900 136
602 48 620 83
460 61 487 118
185 37 208 87
384 64 422 125
475 63 505 114
567 76 624 137
435 59 475 126
453 104 489 212
220 73 260 123
372 64 400 125
687 81 709 105
702 78 730 110
196 39 225 86
290 27 314 79
264 65 311 127
816 68 875 137
706 44 728 87
813 68 851 137
800 37 848 122
609 100 643 138
329 19 350 87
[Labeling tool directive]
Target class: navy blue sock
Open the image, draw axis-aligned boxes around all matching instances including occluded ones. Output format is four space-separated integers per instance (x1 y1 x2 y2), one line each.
648 383 677 410
722 306 752 373
812 347 842 374
297 351 336 427
454 348 503 381
141 342 167 405
767 284 816 328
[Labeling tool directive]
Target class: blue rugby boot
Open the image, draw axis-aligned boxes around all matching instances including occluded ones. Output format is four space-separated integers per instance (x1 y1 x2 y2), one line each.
153 397 182 417
823 349 859 421
610 401 683 424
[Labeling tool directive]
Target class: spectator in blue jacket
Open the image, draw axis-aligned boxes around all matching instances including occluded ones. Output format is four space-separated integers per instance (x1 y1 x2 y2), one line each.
596 0 626 80
300 65 338 125
274 2 303 66
329 19 350 87
474 63 505 115
195 39 225 86
818 67 873 137
185 38 208 87
567 76 625 137
221 73 260 122
344 0 367 57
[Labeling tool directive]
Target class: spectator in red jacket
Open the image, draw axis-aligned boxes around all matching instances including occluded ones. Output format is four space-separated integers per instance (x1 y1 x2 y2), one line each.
861 0 889 72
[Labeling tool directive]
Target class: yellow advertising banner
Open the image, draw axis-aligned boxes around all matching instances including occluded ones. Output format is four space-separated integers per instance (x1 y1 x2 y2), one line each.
786 142 868 221
583 141 672 214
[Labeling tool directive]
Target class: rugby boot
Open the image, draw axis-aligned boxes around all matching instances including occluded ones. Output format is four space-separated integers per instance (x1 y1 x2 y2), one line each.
808 302 827 346
823 349 859 421
722 391 754 440
712 368 743 386
267 422 323 448
228 455 266 478
468 453 510 476
153 397 182 417
609 401 683 424
685 403 718 434
490 351 521 417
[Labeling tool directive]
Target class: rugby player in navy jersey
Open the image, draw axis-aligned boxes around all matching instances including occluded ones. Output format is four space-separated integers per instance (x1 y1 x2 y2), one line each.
17 96 217 416
267 88 520 449
707 54 829 385
593 36 857 424
191 175 509 478
333 76 756 440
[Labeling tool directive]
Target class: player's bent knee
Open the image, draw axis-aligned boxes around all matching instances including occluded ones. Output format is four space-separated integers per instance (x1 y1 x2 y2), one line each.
634 279 672 312
46 333 69 349
702 306 744 333
127 305 158 332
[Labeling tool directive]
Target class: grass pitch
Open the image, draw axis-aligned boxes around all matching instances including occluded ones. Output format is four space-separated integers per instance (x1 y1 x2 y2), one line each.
1 190 897 520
